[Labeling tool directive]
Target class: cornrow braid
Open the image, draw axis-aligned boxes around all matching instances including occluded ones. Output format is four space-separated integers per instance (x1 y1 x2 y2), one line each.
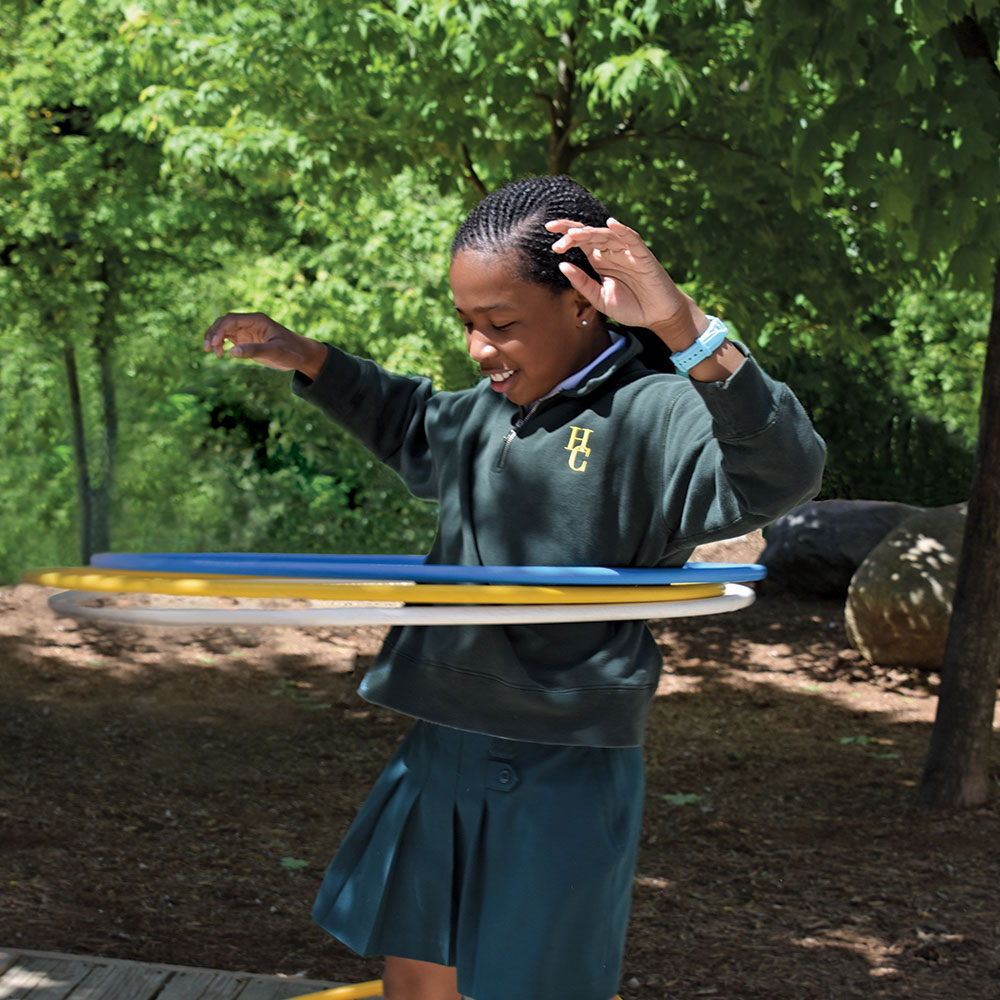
451 176 674 373
452 175 605 292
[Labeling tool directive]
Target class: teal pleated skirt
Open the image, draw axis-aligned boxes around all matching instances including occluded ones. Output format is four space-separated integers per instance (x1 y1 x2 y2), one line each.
312 720 644 1000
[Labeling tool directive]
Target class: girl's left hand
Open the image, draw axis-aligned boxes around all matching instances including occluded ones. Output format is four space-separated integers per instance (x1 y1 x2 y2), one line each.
547 218 705 345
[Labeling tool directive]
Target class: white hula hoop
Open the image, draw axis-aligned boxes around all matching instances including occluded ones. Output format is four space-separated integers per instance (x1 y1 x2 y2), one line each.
48 585 756 627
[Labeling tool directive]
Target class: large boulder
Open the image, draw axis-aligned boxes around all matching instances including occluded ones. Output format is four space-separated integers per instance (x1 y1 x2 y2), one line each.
759 499 924 596
844 503 967 670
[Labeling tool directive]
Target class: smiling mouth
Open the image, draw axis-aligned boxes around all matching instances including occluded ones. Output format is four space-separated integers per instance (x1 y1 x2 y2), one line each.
488 369 515 382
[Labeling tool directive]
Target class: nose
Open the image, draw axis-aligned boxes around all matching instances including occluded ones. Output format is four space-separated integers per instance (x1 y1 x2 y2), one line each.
466 327 498 363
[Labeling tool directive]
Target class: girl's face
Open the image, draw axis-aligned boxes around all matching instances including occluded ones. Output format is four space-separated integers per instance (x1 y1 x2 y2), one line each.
450 249 607 406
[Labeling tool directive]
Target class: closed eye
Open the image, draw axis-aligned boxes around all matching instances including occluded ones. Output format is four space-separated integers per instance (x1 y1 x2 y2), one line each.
458 318 516 333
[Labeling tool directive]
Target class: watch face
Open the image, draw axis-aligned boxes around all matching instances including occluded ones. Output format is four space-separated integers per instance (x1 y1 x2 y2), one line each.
703 316 728 339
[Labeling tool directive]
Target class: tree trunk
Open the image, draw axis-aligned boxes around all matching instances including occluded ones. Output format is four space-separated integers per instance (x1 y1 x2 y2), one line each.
91 325 117 555
63 339 94 564
918 254 1000 808
90 258 119 555
548 28 576 175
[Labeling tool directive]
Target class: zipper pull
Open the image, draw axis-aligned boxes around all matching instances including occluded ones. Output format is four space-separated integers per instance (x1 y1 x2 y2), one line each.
497 427 517 470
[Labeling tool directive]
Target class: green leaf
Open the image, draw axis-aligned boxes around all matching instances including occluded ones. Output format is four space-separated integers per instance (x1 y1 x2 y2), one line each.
949 245 994 290
880 182 914 225
661 792 704 806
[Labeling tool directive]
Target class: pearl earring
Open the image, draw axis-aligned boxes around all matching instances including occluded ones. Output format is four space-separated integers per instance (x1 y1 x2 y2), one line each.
581 320 588 326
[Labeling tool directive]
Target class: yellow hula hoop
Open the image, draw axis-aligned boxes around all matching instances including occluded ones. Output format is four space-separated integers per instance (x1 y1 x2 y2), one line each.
284 983 623 1000
286 983 383 1000
22 567 723 605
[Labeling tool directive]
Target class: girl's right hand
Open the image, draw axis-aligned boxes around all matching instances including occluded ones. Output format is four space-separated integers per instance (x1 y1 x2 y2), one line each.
203 312 328 380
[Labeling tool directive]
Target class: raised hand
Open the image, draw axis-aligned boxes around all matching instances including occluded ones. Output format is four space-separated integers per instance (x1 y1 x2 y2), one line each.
546 218 705 346
203 312 328 379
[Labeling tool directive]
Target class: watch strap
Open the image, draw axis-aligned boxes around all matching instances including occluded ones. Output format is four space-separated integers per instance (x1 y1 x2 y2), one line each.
670 315 728 375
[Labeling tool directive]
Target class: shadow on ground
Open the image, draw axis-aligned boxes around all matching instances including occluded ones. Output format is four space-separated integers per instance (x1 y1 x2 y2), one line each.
1 584 998 1000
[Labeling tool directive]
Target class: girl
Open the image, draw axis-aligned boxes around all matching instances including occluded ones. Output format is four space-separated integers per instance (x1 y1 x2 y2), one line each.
204 176 825 1000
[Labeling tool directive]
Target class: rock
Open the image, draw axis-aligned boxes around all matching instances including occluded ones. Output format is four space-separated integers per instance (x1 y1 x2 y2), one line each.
759 499 924 596
844 503 967 670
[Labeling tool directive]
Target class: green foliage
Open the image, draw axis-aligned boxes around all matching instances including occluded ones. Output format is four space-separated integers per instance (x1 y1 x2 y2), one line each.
2 0 995 585
0 333 79 577
756 0 1000 293
1 0 258 566
750 0 997 508
890 286 987 443
761 284 984 506
1 3 445 580
123 0 897 336
98 210 448 560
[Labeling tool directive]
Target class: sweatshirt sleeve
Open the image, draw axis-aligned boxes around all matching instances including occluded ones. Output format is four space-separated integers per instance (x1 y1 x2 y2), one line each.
660 348 826 554
290 345 441 500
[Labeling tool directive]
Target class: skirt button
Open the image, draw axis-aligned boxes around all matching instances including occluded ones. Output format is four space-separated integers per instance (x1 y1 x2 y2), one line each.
487 760 520 792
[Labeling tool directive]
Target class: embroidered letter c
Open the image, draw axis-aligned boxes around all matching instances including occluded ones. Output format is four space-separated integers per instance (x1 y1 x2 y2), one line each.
565 426 594 472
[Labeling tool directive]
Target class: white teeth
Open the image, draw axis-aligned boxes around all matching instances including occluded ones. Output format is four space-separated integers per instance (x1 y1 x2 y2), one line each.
489 370 514 382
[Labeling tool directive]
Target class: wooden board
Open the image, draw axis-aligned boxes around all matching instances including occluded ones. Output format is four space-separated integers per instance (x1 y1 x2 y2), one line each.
0 948 364 1000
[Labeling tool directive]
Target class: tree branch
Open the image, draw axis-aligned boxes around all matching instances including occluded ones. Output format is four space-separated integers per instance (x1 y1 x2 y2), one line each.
460 142 488 197
575 117 639 157
652 124 793 176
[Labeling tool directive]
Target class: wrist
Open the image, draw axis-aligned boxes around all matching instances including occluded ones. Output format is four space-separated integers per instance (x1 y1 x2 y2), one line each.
647 300 709 352
669 316 730 378
297 340 329 381
647 316 700 352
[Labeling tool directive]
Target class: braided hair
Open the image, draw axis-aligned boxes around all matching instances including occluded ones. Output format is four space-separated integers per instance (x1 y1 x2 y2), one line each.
451 176 674 372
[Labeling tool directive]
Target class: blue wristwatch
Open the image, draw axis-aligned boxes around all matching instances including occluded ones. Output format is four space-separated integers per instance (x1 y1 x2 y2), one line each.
669 315 729 376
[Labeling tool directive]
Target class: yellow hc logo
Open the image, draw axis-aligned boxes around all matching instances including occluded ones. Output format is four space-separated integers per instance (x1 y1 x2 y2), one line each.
565 425 594 472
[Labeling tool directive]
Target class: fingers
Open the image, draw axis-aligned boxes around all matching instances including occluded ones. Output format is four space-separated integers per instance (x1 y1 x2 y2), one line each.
548 220 613 254
557 260 605 307
203 312 274 359
213 335 297 371
201 311 325 373
226 341 267 360
547 217 649 260
544 218 585 236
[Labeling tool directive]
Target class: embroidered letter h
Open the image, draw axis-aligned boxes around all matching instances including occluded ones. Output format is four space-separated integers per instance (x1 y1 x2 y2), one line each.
565 426 594 472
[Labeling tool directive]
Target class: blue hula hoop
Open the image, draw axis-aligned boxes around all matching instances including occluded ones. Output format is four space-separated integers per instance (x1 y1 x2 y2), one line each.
90 552 765 585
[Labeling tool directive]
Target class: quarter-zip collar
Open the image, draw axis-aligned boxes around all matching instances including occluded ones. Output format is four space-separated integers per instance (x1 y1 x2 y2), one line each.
514 329 646 421
538 331 626 400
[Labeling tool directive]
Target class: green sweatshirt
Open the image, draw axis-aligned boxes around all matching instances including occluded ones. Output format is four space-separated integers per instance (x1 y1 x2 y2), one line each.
292 334 825 746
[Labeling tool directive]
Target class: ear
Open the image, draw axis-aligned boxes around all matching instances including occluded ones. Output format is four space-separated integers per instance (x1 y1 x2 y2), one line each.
570 289 599 326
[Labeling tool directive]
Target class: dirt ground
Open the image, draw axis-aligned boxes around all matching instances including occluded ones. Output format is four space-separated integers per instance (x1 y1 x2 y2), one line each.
3 541 1000 1000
